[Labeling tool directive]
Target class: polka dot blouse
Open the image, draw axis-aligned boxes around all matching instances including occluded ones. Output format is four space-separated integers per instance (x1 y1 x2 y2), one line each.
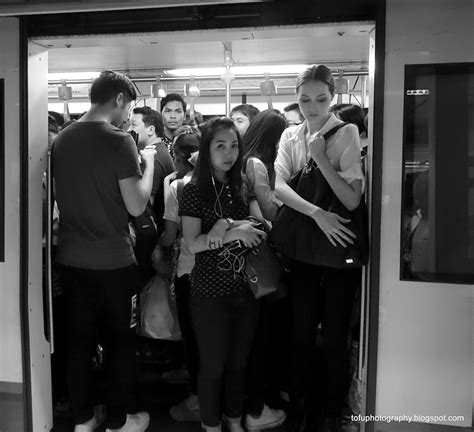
179 181 252 298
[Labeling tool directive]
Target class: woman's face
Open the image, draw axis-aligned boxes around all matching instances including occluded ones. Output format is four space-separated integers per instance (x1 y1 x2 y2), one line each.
297 80 333 124
209 128 239 176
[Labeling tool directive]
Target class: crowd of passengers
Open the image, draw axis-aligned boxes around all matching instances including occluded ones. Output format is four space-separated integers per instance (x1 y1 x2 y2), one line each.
47 65 369 432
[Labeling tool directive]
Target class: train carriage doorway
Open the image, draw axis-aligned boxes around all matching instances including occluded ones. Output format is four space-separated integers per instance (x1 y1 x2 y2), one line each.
16 2 381 431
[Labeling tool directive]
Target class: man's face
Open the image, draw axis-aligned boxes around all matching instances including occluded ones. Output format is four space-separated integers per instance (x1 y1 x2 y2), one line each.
162 101 185 135
231 111 250 136
284 109 303 126
128 113 152 146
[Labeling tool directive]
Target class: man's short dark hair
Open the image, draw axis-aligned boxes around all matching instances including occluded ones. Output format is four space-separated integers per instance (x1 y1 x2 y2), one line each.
283 102 304 122
48 114 59 135
230 104 260 122
160 93 187 113
284 102 299 113
133 106 163 136
90 70 137 104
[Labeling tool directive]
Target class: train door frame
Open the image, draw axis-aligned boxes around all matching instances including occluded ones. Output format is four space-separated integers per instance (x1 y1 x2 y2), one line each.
15 2 386 431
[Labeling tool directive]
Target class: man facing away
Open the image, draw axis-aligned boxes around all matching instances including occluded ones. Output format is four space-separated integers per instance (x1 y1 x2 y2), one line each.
128 106 175 283
53 70 155 432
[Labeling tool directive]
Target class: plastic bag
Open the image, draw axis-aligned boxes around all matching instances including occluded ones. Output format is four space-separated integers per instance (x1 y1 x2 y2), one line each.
140 275 181 341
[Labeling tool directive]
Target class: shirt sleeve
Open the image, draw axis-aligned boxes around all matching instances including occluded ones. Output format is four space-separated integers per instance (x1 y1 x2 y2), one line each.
274 128 295 183
163 180 180 223
178 183 203 219
115 135 141 180
246 158 278 221
336 125 366 193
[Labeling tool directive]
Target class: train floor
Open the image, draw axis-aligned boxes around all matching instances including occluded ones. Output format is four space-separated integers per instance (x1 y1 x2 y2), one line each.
51 361 287 432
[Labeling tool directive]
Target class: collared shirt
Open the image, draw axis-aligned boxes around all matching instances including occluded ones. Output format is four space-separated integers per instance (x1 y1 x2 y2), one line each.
275 113 365 192
160 134 174 157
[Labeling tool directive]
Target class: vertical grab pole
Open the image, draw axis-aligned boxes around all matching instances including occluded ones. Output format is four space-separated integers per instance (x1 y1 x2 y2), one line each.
358 266 366 379
361 75 368 108
222 42 234 117
46 148 54 354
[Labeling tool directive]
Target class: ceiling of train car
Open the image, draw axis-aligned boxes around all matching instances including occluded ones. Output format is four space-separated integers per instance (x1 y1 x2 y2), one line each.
33 22 373 76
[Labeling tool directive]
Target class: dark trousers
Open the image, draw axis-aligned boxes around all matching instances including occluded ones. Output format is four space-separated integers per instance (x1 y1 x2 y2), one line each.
190 294 259 427
289 261 360 416
245 295 291 416
60 264 140 429
174 274 199 394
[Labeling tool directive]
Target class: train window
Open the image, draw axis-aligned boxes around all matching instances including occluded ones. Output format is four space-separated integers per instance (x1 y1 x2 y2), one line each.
400 62 474 284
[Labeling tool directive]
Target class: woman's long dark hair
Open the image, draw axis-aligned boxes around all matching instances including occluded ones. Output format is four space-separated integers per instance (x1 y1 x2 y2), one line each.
242 109 287 181
193 117 245 203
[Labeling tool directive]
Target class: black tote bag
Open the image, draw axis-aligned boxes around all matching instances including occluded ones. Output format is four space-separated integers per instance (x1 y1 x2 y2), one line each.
270 123 369 268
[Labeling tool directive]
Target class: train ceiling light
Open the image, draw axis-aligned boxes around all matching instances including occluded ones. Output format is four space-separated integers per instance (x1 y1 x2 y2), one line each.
48 71 100 81
163 64 310 78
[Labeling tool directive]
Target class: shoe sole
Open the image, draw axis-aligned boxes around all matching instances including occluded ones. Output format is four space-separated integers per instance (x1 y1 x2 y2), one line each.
245 414 287 431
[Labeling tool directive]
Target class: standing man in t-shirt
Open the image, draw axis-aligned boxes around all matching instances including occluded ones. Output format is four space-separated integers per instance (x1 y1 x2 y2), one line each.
53 70 154 432
160 93 186 155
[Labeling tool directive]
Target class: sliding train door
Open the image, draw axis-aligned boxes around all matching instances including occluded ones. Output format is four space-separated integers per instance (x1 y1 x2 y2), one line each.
0 17 51 432
26 41 53 432
0 16 27 432
372 0 474 430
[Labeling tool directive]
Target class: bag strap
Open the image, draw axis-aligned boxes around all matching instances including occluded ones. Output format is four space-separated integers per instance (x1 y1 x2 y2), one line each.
322 121 350 140
308 122 350 167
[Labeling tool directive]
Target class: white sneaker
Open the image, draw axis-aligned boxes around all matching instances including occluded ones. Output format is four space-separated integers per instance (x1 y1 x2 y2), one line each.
245 404 287 431
201 423 222 431
74 405 106 432
105 412 150 432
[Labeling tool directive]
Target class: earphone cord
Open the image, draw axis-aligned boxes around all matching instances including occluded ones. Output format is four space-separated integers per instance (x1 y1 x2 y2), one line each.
211 175 225 219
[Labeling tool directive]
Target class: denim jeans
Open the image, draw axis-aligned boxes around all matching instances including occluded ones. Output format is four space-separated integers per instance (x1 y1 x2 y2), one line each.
190 293 259 427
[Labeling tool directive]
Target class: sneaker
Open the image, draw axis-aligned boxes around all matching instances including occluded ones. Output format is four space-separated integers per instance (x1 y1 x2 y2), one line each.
170 395 200 422
222 415 244 432
74 405 106 432
105 412 150 432
245 404 287 431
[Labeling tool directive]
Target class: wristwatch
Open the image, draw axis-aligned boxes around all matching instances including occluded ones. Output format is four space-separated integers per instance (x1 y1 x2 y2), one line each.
225 218 234 230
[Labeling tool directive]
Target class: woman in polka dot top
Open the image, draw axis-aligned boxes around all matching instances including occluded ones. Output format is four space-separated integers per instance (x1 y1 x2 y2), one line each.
179 117 266 432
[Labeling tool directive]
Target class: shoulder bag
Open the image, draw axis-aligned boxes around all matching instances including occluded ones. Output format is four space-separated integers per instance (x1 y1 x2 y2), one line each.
269 123 369 268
